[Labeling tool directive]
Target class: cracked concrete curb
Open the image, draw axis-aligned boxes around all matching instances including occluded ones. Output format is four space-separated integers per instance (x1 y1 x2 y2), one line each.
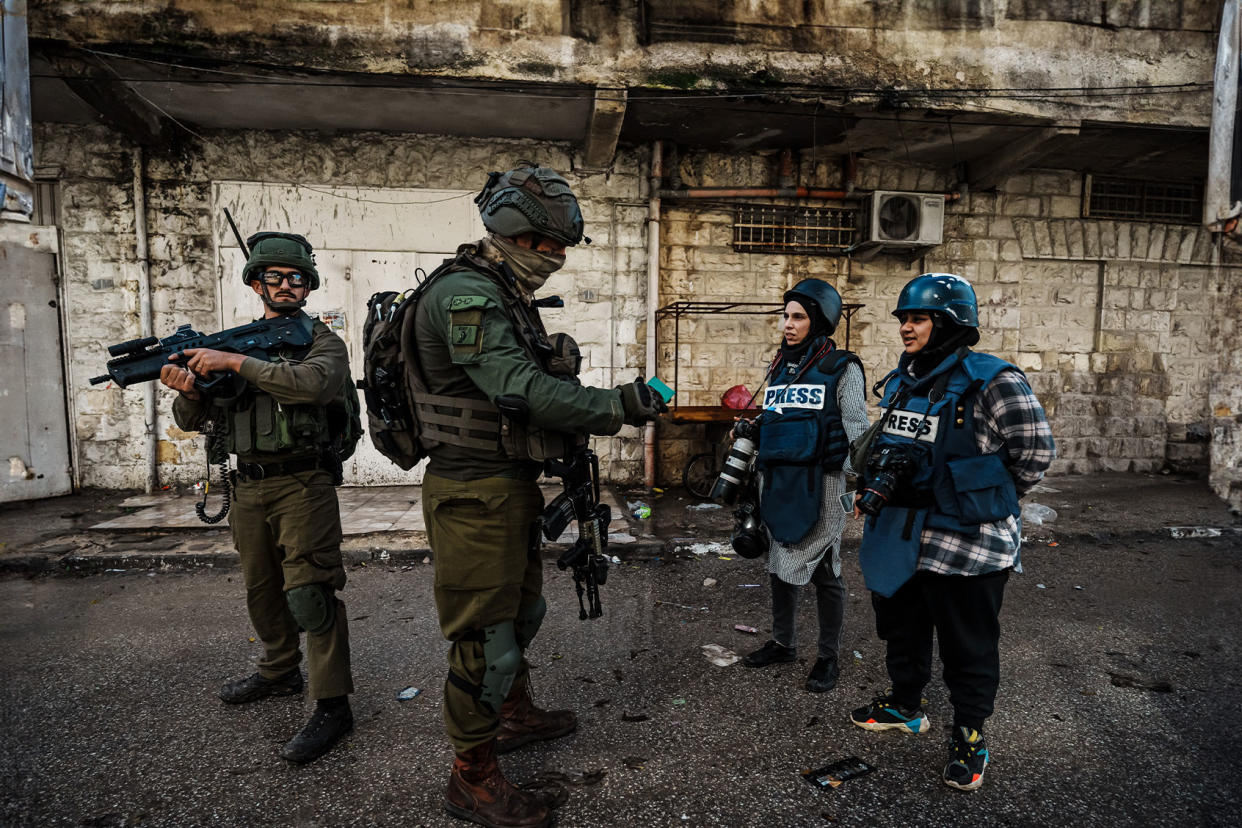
1 540 671 576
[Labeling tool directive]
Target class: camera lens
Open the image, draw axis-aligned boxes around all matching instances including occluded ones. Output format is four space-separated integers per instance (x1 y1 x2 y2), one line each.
711 435 758 504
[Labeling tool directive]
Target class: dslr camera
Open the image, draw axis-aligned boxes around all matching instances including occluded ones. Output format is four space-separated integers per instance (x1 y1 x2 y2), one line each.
856 444 918 516
710 419 759 505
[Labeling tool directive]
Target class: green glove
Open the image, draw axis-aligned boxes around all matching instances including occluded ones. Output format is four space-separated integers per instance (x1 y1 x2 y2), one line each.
617 378 667 426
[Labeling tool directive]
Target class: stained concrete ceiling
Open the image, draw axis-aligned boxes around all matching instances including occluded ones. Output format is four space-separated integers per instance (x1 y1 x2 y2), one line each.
30 45 1208 183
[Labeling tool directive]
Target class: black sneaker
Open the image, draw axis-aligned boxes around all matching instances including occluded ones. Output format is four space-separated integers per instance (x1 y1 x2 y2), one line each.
743 640 797 668
943 726 989 791
280 698 353 764
805 656 839 693
219 670 303 705
849 694 930 733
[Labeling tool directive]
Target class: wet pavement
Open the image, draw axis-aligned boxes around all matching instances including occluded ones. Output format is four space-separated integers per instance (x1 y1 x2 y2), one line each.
1 473 1241 826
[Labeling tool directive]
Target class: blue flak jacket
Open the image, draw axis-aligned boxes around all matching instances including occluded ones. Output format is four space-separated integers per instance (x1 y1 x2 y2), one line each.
857 349 1022 597
755 341 860 544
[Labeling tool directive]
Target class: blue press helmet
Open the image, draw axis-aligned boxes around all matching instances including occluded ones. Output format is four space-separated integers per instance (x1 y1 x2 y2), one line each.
892 273 979 327
783 278 843 336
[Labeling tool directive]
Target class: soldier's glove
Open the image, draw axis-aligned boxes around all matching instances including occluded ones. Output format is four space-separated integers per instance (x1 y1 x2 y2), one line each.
617 377 668 426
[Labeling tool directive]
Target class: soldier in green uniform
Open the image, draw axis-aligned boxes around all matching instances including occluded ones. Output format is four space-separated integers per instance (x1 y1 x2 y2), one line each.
413 164 664 828
160 232 359 764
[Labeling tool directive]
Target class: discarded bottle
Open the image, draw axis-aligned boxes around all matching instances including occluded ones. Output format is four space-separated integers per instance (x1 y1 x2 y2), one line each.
1021 502 1058 527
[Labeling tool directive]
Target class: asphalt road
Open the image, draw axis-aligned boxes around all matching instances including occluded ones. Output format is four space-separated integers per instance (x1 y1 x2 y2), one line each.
2 531 1240 827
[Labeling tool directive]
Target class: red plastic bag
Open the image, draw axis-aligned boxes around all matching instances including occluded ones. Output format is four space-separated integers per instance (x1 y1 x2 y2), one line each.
721 385 752 409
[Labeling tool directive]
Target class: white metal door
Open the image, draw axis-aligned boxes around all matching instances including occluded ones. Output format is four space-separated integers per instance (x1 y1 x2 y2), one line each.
0 235 72 501
213 182 485 485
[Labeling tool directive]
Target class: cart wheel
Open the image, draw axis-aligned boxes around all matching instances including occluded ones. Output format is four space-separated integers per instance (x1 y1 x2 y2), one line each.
683 452 718 499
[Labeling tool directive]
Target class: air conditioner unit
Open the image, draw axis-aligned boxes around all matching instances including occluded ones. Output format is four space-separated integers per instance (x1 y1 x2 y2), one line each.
851 191 945 258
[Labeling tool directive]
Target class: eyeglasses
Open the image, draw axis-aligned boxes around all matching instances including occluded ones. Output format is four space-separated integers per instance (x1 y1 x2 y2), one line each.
259 270 308 288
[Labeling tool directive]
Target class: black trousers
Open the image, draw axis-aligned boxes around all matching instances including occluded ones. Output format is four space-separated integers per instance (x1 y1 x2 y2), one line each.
871 568 1009 732
770 554 845 661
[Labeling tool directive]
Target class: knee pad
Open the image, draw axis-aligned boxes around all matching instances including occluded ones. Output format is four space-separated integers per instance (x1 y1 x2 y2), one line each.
514 596 547 650
479 621 521 713
286 584 336 635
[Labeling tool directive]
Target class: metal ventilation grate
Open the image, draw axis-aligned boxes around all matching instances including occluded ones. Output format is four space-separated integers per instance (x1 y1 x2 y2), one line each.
1084 175 1202 224
733 204 857 255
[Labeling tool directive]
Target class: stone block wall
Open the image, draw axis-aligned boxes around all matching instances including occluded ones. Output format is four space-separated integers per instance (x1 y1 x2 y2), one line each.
654 151 1242 487
35 124 651 487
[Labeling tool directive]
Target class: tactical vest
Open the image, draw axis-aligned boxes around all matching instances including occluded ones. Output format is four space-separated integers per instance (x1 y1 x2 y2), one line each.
856 349 1022 596
755 342 860 544
412 245 578 463
212 315 355 461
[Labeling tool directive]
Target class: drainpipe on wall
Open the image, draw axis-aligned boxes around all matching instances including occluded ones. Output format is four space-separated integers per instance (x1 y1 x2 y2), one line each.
132 147 157 494
644 140 662 490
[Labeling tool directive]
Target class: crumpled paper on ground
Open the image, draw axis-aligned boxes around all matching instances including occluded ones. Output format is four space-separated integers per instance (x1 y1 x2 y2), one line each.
701 644 741 667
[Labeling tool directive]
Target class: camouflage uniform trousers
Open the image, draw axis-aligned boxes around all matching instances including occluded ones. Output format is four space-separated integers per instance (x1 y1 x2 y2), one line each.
422 472 544 753
229 467 354 700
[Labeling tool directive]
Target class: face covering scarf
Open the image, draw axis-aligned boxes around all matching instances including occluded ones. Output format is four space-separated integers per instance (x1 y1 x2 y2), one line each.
488 234 566 295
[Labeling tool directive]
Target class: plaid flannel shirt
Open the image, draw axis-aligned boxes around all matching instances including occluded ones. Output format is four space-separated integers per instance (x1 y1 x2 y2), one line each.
917 367 1056 576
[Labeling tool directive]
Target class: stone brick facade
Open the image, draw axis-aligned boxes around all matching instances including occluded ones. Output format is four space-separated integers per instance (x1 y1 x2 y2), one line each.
654 152 1242 488
36 124 649 488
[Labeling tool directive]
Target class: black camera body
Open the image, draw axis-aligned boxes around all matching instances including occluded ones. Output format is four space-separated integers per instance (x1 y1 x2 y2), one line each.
730 496 768 559
856 444 919 516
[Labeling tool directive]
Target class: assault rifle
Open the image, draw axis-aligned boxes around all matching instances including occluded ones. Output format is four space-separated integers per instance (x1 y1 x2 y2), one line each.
494 394 609 620
89 315 312 391
541 444 610 620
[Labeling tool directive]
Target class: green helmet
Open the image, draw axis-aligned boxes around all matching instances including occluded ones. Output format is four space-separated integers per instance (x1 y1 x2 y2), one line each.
474 164 587 247
242 232 320 290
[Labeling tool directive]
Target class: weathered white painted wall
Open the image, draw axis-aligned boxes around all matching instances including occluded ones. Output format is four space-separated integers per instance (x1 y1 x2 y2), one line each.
36 125 650 488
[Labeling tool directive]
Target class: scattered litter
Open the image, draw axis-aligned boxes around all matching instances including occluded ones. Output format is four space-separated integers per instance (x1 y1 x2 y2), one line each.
1167 526 1224 539
734 624 759 634
1048 541 1059 547
703 578 718 588
609 555 622 564
608 532 637 543
621 712 649 722
1028 483 1061 494
852 650 863 660
1036 584 1046 589
672 698 687 706
718 555 733 561
652 488 665 494
655 600 708 611
623 756 646 769
701 643 742 666
248 636 256 642
802 757 876 789
628 501 652 519
396 686 421 701
686 502 722 511
675 542 728 556
551 653 564 660
1074 585 1084 590
739 584 762 588
104 568 126 573
422 556 431 564
1021 502 1058 526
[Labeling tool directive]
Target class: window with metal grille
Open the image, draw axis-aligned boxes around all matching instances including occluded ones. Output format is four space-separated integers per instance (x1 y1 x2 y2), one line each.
1083 175 1202 224
732 204 856 255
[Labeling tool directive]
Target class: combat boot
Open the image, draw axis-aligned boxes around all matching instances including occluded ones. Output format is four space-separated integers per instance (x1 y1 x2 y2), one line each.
444 741 551 828
280 696 353 764
219 669 303 704
496 682 577 754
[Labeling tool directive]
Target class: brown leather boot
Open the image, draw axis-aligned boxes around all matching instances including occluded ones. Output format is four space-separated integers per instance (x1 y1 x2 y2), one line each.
444 741 550 828
496 682 578 754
